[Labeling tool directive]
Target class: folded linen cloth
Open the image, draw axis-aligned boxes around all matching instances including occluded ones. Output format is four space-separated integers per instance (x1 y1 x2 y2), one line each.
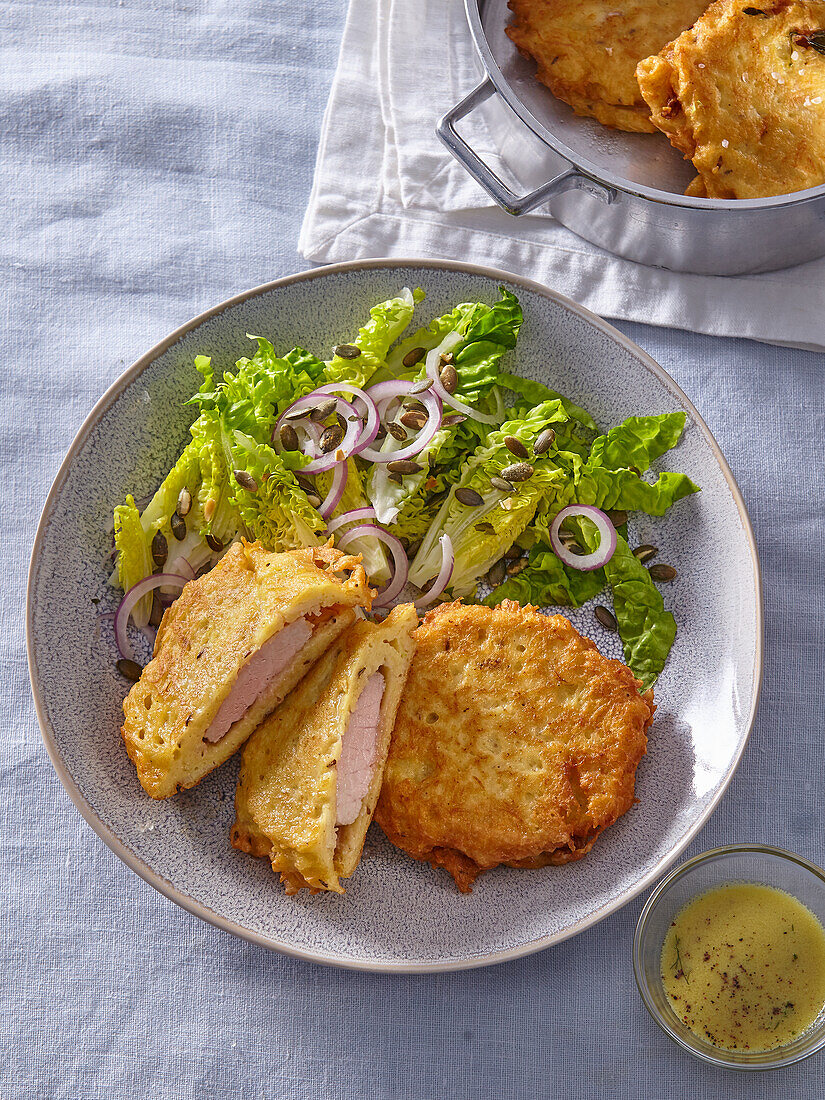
299 0 825 351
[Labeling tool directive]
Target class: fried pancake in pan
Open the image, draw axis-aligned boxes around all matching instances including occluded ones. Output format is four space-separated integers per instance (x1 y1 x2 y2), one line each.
506 0 708 132
637 0 825 198
375 601 655 893
121 541 372 799
231 604 418 896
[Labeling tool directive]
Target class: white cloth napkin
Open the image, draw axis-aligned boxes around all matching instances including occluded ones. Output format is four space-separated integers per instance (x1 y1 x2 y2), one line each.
300 0 825 351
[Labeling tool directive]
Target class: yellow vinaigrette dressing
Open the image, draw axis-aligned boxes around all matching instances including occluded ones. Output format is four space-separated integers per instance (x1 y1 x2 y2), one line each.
661 883 825 1051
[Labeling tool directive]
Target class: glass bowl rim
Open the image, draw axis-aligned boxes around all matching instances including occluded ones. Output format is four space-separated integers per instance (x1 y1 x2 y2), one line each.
633 843 825 1070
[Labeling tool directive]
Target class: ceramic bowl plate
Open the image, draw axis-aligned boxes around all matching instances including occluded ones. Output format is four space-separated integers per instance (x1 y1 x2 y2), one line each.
27 260 762 972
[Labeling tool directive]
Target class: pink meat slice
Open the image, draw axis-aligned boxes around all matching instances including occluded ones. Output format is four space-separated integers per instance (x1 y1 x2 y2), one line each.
203 617 313 743
336 671 385 826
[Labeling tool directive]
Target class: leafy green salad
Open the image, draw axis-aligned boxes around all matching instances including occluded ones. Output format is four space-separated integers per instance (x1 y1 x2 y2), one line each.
111 286 700 690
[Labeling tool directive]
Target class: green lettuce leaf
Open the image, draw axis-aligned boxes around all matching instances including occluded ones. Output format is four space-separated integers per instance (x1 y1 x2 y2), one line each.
483 542 604 609
409 401 572 595
587 412 686 473
603 536 676 690
114 495 153 626
575 466 701 516
324 288 422 388
497 372 598 433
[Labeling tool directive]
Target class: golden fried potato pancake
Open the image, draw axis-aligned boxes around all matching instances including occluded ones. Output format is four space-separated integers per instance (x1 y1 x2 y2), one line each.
375 601 655 893
637 0 825 198
231 604 418 896
507 0 708 132
121 541 372 799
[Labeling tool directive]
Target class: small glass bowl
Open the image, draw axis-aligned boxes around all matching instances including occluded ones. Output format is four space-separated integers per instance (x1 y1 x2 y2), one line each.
633 844 825 1070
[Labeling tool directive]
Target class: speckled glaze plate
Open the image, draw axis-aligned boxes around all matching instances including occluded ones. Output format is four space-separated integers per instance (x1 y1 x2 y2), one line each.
27 260 762 972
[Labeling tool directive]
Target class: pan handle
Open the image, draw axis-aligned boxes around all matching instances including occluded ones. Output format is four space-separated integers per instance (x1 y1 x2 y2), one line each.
437 79 616 215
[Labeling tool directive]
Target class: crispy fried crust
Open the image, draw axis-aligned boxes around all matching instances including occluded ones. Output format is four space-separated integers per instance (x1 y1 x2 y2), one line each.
636 0 825 198
375 601 655 893
507 0 707 132
121 541 372 798
231 604 419 895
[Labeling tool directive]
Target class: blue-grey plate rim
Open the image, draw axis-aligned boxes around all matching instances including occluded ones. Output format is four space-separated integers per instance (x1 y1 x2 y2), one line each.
26 257 764 972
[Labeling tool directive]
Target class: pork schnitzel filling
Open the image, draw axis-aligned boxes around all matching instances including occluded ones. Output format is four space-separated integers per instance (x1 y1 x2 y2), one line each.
335 671 385 826
204 611 340 744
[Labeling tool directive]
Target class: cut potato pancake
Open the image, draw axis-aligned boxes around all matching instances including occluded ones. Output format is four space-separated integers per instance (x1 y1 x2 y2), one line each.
121 541 372 798
507 0 708 132
637 0 825 198
375 601 655 893
231 604 418 895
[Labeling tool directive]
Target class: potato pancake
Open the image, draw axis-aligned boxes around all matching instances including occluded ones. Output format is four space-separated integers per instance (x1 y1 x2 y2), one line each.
507 0 708 132
637 0 825 198
375 601 655 893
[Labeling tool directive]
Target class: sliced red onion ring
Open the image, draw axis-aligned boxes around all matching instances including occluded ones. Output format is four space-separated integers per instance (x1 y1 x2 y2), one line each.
318 459 348 520
337 523 408 608
550 505 617 572
115 573 190 660
312 383 380 457
358 381 443 463
425 340 499 425
325 506 377 534
415 535 454 609
273 392 362 474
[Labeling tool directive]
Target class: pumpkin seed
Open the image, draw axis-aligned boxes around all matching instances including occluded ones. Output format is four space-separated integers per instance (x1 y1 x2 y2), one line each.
283 406 310 422
170 512 187 541
429 489 448 508
319 424 344 453
176 488 192 518
387 459 423 475
149 593 164 628
605 509 627 527
455 487 483 506
629 465 643 478
206 533 224 552
195 562 213 579
442 414 466 427
633 544 657 564
336 412 347 431
333 343 361 359
533 428 556 455
504 545 523 560
387 422 408 442
490 476 515 493
403 398 426 412
234 469 259 492
402 347 425 368
486 559 506 587
203 498 216 523
388 472 402 484
410 377 433 394
400 410 427 431
151 530 168 567
439 352 454 365
407 538 423 557
566 542 585 555
295 473 316 496
439 364 458 394
506 558 527 576
279 423 299 451
306 493 322 508
475 522 495 534
309 398 338 422
375 424 387 441
117 658 142 681
649 563 677 582
504 436 529 460
501 462 534 483
595 605 618 632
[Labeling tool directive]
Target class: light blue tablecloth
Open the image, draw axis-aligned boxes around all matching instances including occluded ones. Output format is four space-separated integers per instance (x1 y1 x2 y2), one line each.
5 2 824 1097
